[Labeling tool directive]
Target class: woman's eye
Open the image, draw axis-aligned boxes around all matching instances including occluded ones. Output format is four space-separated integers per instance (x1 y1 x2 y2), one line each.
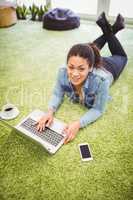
68 66 85 72
79 68 85 71
68 66 74 70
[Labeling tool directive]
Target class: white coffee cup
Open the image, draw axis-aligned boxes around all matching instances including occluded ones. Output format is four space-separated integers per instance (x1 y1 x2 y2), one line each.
0 103 19 120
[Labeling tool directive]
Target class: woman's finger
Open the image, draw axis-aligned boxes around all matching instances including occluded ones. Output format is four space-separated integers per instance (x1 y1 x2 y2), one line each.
42 124 46 131
37 123 41 131
37 119 45 130
62 125 69 133
37 124 41 131
64 130 73 144
37 122 44 132
46 118 53 127
39 124 44 132
64 134 72 144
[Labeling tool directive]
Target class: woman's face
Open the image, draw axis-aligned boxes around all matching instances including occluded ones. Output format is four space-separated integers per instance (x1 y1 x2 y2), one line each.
67 56 92 86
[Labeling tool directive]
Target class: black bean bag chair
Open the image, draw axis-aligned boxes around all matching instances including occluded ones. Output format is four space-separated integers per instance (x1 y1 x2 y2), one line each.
43 8 80 30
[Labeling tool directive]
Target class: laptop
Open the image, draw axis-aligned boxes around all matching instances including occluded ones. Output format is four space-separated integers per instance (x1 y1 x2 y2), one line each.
1 109 67 154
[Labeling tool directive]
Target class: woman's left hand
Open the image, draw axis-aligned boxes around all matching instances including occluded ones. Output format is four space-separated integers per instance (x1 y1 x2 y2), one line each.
63 120 81 144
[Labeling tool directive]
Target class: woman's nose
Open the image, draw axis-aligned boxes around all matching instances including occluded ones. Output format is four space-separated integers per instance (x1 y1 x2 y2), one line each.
72 69 80 76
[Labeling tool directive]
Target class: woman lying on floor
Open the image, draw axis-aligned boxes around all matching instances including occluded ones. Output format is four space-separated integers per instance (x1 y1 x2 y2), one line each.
37 12 128 144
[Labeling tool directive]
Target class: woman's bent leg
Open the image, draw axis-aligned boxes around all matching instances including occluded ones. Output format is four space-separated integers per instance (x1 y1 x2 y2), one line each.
105 33 127 57
103 33 127 80
93 35 106 50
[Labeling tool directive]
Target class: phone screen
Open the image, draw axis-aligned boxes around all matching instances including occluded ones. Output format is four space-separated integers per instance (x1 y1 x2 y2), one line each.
80 144 92 159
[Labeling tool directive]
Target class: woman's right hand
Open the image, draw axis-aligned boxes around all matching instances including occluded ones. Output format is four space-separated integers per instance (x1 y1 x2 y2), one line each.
36 109 54 132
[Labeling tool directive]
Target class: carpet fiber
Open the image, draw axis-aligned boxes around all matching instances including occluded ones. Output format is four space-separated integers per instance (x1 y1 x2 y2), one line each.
0 20 133 200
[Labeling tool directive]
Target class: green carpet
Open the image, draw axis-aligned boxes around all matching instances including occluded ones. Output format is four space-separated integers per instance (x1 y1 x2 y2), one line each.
0 20 133 200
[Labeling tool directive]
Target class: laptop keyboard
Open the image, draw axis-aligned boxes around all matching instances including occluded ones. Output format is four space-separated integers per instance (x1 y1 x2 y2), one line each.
20 118 65 147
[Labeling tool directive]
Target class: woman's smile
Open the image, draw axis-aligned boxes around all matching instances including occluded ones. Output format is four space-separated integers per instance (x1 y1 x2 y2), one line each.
71 76 80 82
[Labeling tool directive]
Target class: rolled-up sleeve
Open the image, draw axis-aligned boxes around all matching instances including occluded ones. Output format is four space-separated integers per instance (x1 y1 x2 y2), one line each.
80 79 110 128
48 69 65 112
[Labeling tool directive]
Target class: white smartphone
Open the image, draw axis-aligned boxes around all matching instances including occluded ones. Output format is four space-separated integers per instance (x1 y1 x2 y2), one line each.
79 143 93 161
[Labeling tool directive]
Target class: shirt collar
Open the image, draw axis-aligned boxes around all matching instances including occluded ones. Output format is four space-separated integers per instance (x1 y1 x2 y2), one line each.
83 72 94 89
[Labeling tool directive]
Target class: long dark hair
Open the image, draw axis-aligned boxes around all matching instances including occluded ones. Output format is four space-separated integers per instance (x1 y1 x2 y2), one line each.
67 43 102 68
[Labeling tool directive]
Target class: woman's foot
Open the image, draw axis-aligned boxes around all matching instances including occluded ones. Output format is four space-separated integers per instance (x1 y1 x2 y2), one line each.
96 12 112 35
112 14 125 34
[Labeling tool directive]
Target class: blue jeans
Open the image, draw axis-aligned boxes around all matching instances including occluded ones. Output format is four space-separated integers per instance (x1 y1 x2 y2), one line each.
102 55 128 80
93 34 128 81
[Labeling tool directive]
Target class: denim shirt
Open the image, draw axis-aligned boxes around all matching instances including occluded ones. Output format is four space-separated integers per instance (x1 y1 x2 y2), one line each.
48 67 110 128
